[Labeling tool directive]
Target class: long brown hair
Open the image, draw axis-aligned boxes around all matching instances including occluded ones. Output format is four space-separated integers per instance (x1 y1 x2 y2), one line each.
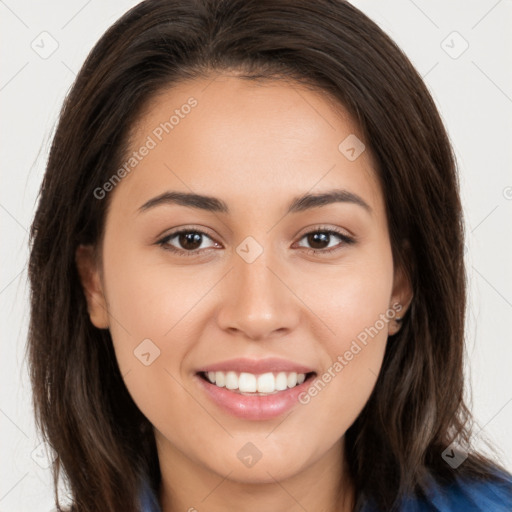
28 1 507 510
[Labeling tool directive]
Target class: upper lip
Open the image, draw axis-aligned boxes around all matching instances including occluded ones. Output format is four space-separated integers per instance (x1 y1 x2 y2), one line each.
196 357 316 375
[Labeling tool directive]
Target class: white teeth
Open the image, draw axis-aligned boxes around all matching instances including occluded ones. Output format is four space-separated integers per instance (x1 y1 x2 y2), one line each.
257 372 275 393
239 372 257 392
225 371 238 390
287 372 297 388
275 372 288 391
215 371 225 387
204 370 309 393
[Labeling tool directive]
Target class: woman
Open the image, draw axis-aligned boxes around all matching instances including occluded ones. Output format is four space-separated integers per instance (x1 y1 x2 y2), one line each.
27 0 512 511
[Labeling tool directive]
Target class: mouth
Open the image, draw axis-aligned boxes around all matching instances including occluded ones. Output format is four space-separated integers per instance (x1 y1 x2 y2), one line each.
197 370 317 395
194 369 317 421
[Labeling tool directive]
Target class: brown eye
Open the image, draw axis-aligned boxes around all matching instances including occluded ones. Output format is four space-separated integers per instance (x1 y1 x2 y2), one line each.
296 229 355 255
306 232 331 249
158 229 219 255
177 232 203 250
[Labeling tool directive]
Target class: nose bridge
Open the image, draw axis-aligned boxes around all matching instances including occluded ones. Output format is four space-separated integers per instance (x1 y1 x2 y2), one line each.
236 245 277 301
216 237 298 339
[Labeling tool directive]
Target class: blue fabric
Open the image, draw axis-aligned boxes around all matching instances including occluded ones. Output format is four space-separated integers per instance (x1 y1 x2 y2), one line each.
139 470 512 511
360 470 512 511
139 480 161 512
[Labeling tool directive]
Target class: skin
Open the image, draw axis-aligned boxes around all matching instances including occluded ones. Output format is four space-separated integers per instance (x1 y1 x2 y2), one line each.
77 74 412 512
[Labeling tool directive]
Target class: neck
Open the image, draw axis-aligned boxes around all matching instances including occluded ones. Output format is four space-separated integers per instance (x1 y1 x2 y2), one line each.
156 434 355 512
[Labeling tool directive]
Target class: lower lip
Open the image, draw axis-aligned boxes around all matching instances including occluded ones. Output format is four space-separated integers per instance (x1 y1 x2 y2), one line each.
195 373 315 421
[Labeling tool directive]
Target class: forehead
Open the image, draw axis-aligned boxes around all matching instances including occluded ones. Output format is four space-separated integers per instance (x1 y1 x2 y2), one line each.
112 74 383 218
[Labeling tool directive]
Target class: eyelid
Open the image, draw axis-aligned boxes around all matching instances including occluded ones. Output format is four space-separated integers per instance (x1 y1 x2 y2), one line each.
156 224 215 239
294 223 355 240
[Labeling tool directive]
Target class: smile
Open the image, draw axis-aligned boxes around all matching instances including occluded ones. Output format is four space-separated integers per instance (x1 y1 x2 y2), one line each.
195 369 317 421
200 370 310 394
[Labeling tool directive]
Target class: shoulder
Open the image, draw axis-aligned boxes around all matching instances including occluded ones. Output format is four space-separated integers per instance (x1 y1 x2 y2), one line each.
414 469 512 512
361 469 512 512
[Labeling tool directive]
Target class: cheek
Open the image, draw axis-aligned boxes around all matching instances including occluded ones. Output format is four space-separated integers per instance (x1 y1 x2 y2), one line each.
303 252 394 351
295 251 394 425
100 245 204 432
100 240 206 369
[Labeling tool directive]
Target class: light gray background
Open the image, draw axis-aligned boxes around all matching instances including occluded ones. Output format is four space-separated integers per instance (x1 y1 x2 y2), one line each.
1 1 511 510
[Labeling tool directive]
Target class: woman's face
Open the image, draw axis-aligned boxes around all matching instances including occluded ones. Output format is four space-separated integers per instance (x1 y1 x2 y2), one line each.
78 74 411 484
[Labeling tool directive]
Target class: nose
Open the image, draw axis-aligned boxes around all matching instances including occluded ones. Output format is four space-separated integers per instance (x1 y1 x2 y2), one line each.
215 246 300 341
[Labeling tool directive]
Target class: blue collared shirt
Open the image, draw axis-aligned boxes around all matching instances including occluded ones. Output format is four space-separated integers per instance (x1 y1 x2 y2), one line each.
139 470 512 511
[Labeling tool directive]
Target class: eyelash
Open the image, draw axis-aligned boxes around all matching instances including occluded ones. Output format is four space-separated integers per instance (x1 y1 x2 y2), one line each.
156 226 355 257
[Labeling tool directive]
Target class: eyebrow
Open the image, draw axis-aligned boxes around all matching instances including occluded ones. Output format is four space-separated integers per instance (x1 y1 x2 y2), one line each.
138 188 372 215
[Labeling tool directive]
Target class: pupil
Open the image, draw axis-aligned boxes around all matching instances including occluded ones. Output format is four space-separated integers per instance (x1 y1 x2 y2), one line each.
308 232 329 249
180 232 202 250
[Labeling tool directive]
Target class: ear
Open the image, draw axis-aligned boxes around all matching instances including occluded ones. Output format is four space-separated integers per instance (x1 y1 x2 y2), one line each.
388 258 413 336
75 244 110 329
